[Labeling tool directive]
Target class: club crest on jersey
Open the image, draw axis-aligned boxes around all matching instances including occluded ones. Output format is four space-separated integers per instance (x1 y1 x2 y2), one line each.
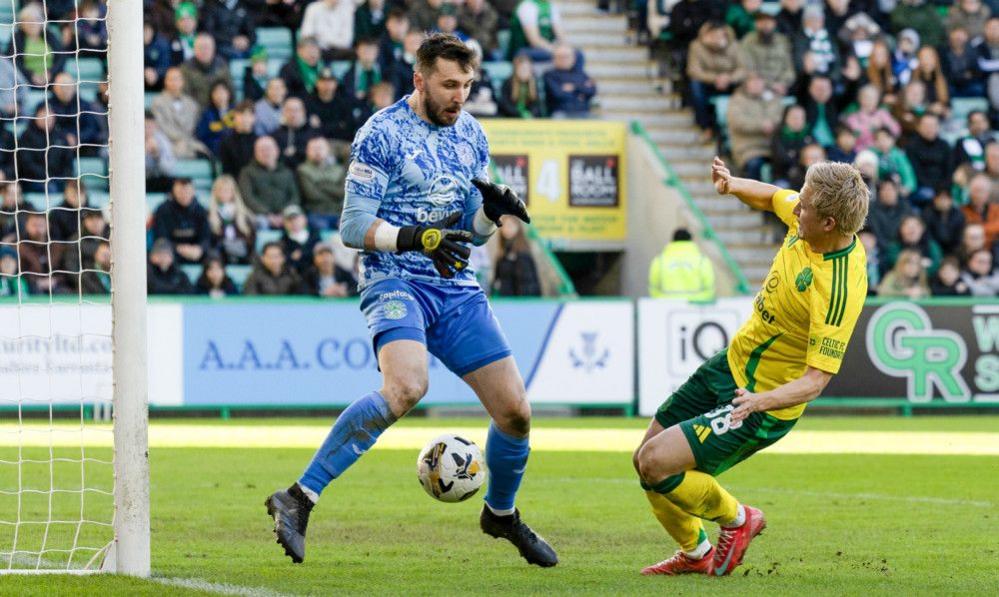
456 142 475 166
795 267 813 292
382 300 408 320
427 175 459 206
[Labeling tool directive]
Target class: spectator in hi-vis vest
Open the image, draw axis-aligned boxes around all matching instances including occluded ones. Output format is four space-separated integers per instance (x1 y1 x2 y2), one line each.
648 229 716 300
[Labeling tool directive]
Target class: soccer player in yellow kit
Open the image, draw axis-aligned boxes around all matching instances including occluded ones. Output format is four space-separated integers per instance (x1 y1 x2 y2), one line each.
633 158 870 577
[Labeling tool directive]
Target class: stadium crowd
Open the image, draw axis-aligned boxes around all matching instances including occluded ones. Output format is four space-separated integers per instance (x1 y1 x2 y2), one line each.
647 0 999 297
1 0 577 299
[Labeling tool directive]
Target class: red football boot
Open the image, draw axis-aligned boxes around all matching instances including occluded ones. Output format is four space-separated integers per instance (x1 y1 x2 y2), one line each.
712 505 767 576
641 548 715 576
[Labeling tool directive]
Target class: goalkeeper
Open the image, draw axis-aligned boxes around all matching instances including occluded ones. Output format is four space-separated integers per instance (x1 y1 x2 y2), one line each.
265 34 557 568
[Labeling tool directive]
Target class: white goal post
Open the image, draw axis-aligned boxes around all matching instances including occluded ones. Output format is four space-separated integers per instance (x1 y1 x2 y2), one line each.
0 0 148 576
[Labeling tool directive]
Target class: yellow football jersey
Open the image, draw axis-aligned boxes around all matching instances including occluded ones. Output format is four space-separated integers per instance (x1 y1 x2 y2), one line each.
726 189 867 420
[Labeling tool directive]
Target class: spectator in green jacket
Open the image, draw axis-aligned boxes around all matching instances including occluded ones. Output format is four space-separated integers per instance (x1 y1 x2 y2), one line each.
238 136 301 229
297 137 346 230
872 127 917 197
891 0 946 50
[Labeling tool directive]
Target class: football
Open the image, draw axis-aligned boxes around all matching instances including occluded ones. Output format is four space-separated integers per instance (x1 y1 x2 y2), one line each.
416 434 486 502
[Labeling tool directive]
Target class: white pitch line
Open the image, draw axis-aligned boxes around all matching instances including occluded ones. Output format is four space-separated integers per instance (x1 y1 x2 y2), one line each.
152 576 296 597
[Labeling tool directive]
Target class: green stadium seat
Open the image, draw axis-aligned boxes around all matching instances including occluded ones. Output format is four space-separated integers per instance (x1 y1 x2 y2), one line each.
24 88 46 113
496 30 511 58
77 157 108 191
256 27 293 60
174 159 214 180
950 97 989 127
144 92 155 109
181 264 201 284
227 264 252 290
330 60 351 80
146 193 167 214
255 229 283 253
710 94 731 132
0 24 12 49
229 59 248 82
88 191 110 210
25 192 51 208
73 57 105 82
482 61 512 97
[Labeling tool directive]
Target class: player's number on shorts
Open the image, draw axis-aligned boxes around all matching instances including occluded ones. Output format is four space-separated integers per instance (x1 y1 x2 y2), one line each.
704 404 743 435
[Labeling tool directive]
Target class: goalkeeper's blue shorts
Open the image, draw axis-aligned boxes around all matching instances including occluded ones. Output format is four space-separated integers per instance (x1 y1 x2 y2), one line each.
360 278 512 376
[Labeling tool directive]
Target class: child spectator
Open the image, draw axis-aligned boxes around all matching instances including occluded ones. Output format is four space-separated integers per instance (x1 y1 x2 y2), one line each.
877 248 930 298
195 80 234 156
208 175 256 265
961 248 999 296
152 177 212 265
243 241 301 295
499 55 544 118
872 127 917 197
195 253 239 298
844 85 900 152
279 205 322 274
147 239 195 295
931 256 971 296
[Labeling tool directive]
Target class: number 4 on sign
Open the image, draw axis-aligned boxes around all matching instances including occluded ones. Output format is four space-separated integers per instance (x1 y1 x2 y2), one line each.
536 160 561 203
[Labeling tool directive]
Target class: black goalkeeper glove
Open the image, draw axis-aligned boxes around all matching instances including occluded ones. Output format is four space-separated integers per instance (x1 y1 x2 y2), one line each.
396 212 473 279
472 178 531 226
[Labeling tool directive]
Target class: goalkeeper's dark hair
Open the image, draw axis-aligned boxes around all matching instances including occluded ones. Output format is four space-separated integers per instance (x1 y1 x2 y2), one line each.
416 34 478 76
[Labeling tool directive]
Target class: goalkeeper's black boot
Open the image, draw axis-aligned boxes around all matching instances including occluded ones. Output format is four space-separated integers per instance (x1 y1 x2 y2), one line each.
480 506 559 567
265 484 314 564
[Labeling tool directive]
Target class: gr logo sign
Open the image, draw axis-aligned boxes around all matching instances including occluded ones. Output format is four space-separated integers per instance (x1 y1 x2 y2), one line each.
866 303 970 403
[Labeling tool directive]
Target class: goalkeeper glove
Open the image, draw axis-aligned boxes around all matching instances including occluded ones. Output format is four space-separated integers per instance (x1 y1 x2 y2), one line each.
396 212 473 279
472 178 531 226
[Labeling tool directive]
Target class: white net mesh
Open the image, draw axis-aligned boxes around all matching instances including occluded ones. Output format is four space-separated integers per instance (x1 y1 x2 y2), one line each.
0 0 114 573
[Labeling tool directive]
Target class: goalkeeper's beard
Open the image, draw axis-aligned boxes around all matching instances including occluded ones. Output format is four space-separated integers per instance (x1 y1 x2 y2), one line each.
423 93 461 127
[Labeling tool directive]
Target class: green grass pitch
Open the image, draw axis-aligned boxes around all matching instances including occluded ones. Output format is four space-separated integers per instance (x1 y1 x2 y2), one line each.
2 416 997 595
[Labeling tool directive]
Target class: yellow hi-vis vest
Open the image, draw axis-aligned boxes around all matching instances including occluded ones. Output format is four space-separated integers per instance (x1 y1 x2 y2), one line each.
648 240 716 301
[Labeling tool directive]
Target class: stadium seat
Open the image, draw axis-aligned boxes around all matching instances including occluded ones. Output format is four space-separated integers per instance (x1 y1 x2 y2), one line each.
77 157 109 191
256 27 293 61
0 24 12 49
181 264 201 284
329 60 351 80
227 264 252 290
174 159 214 181
73 57 105 82
88 191 110 210
144 92 155 109
255 229 283 253
482 61 512 97
496 30 511 58
24 88 46 113
24 192 51 209
950 97 989 127
146 192 167 214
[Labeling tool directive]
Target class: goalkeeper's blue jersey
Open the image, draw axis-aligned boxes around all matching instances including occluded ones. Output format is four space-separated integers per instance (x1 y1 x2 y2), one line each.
345 97 491 288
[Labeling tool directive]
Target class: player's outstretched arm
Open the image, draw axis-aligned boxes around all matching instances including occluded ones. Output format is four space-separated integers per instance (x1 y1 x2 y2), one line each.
712 156 781 213
729 367 832 424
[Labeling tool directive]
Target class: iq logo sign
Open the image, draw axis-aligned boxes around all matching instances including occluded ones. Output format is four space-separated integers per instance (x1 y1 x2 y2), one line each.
865 303 970 403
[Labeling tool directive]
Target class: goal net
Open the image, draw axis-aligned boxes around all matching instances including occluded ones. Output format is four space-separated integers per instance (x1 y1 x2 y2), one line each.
0 0 147 575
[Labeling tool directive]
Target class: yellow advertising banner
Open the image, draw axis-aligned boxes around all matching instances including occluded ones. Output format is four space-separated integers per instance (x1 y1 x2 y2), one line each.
479 119 627 250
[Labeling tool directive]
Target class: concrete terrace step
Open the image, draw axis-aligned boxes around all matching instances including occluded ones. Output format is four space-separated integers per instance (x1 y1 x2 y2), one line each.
577 47 648 62
563 15 628 31
716 228 773 245
660 144 715 161
586 62 650 77
702 212 766 228
597 79 665 94
599 95 674 111
567 32 632 46
724 246 781 263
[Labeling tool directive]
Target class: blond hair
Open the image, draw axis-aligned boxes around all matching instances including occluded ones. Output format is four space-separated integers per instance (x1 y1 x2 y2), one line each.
804 161 869 236
208 175 254 237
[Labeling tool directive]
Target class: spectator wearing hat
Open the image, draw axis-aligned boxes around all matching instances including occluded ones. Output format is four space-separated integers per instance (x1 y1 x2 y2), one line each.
460 0 500 58
200 0 257 60
0 245 28 297
543 44 597 118
152 67 209 160
170 1 199 64
301 0 359 61
218 101 258 178
147 238 195 295
298 137 346 230
180 33 234 109
144 21 172 92
891 0 946 51
306 67 358 142
280 36 323 100
343 38 384 101
243 46 271 102
254 77 288 136
279 205 323 274
239 136 301 229
152 177 212 265
725 0 761 40
299 242 358 297
195 253 239 298
273 97 319 170
355 0 389 43
243 241 301 296
738 10 794 95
